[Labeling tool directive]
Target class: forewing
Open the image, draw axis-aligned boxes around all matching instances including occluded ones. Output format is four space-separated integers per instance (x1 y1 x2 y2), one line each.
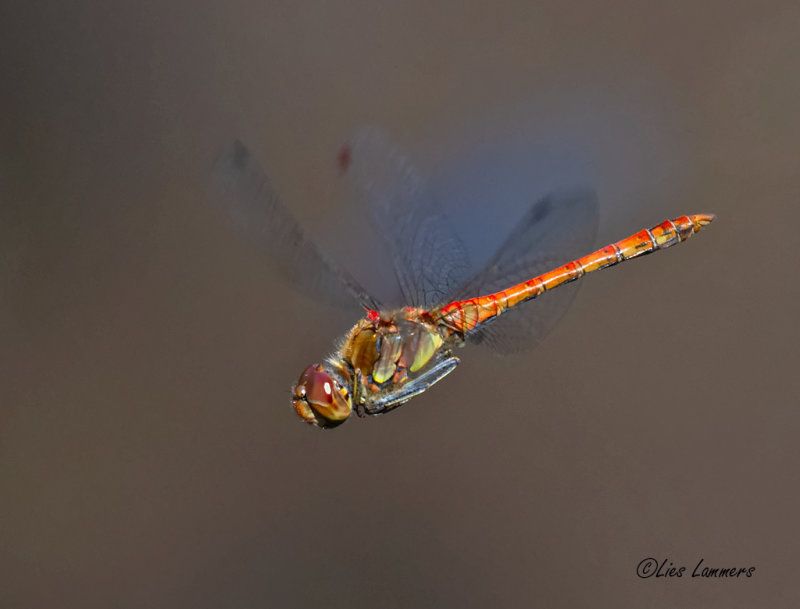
210 141 379 311
456 189 599 354
342 127 470 309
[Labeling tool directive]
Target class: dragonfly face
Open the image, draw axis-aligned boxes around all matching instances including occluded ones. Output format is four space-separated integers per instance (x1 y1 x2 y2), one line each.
292 364 353 428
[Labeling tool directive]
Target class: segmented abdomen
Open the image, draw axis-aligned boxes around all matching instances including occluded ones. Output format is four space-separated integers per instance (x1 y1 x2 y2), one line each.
435 213 715 334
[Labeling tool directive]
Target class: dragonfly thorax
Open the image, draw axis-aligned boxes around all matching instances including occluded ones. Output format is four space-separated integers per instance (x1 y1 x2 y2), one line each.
292 309 458 427
342 310 455 412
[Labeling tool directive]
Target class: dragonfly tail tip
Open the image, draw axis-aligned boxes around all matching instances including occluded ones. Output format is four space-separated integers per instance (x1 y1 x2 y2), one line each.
689 213 716 232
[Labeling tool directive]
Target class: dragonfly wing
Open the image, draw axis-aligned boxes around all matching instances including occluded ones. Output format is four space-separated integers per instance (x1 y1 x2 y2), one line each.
457 188 599 354
342 127 471 309
210 140 380 311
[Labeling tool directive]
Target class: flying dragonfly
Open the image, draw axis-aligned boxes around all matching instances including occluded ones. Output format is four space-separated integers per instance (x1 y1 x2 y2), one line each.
211 128 714 429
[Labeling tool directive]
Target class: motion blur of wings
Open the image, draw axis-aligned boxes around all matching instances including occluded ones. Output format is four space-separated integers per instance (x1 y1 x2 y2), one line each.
210 138 380 312
341 128 598 354
210 126 598 354
339 127 473 310
417 137 597 353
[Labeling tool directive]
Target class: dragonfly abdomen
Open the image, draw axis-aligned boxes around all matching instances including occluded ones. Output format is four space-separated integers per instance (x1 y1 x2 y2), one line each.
435 213 715 335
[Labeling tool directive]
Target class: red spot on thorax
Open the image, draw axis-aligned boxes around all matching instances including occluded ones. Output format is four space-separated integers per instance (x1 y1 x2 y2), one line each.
365 308 380 323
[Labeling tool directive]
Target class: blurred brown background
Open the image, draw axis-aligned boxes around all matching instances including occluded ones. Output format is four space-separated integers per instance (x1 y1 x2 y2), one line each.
2 1 798 608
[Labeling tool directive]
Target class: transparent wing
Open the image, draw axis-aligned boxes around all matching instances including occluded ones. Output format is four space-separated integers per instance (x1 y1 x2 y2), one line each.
342 127 471 309
456 189 599 354
210 140 379 311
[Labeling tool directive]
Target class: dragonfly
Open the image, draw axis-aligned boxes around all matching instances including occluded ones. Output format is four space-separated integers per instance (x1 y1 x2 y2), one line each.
211 127 715 429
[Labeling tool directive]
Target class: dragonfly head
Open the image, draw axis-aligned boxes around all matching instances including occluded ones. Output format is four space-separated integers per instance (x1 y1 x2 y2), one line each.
292 364 352 428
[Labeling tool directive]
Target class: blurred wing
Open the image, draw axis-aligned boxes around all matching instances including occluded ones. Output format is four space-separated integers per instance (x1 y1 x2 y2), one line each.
456 189 598 354
342 127 470 309
210 140 379 311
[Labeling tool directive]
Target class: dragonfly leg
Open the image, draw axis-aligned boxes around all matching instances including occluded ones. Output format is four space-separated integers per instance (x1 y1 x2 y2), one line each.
352 369 369 418
364 355 460 416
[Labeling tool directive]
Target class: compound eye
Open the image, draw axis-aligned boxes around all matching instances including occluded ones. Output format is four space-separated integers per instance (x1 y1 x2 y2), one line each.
309 370 335 404
292 364 351 428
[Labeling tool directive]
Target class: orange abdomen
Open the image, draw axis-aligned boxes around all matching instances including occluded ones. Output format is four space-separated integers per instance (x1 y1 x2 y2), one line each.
435 213 715 334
